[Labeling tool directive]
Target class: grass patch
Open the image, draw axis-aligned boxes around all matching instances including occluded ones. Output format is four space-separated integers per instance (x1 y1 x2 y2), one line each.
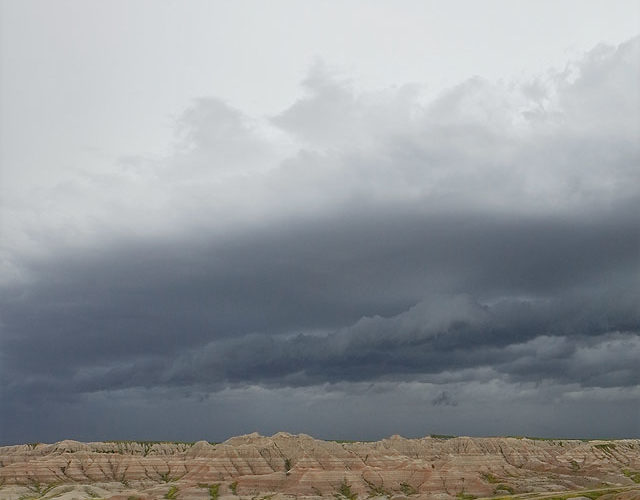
455 493 476 500
362 477 388 496
42 486 74 499
623 470 640 483
230 482 238 495
543 488 630 500
284 458 292 474
198 484 220 500
208 484 219 500
481 473 499 484
593 443 617 454
335 479 357 500
399 482 417 496
164 486 178 500
493 484 514 495
18 484 68 500
24 482 58 498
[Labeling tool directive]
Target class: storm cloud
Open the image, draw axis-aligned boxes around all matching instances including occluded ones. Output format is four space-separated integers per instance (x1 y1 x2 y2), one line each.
1 36 639 443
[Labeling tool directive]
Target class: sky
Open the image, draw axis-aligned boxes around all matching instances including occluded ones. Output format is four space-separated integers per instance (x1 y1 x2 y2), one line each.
0 0 639 445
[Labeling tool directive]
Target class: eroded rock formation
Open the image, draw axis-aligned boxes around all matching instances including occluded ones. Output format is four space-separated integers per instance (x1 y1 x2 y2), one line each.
1 433 639 500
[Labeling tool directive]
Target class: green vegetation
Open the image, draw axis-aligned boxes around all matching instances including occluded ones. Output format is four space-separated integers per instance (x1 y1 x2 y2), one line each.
455 492 476 500
623 469 640 483
26 482 58 497
399 482 417 496
545 489 627 500
230 482 238 495
569 460 580 472
26 483 43 494
198 484 220 500
84 488 101 498
362 477 388 496
481 473 499 484
44 487 76 500
164 486 178 500
493 484 515 495
492 486 634 500
208 484 220 500
430 434 456 440
284 458 292 473
593 443 617 454
335 478 357 500
18 483 60 500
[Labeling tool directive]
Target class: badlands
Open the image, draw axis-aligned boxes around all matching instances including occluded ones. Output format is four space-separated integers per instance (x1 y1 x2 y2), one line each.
0 433 638 500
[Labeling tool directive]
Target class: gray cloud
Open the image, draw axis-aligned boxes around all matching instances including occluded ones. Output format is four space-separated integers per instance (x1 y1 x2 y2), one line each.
1 37 639 444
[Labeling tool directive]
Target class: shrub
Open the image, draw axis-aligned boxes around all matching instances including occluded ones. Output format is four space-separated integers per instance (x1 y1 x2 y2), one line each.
399 482 416 495
164 486 178 500
481 473 498 484
623 469 640 483
335 479 357 500
208 484 220 500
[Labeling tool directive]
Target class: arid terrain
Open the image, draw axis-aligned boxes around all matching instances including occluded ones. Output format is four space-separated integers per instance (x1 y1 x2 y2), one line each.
1 433 639 500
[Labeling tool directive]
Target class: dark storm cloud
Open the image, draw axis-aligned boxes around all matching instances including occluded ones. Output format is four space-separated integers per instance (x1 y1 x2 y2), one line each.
2 207 638 400
2 208 637 343
1 37 639 443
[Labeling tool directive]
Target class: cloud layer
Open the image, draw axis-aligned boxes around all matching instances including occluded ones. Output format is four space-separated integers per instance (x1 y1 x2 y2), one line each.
1 37 639 443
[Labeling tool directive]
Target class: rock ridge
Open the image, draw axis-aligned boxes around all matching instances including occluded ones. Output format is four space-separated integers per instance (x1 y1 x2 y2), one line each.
1 433 639 500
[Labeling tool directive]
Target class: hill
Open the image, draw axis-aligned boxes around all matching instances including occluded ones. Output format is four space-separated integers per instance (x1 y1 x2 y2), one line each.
1 433 639 500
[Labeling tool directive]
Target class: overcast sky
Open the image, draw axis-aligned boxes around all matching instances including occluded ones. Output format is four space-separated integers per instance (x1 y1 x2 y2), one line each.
1 0 639 445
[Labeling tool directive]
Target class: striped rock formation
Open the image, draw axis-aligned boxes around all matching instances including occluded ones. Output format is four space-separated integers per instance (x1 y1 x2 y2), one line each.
1 433 639 500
